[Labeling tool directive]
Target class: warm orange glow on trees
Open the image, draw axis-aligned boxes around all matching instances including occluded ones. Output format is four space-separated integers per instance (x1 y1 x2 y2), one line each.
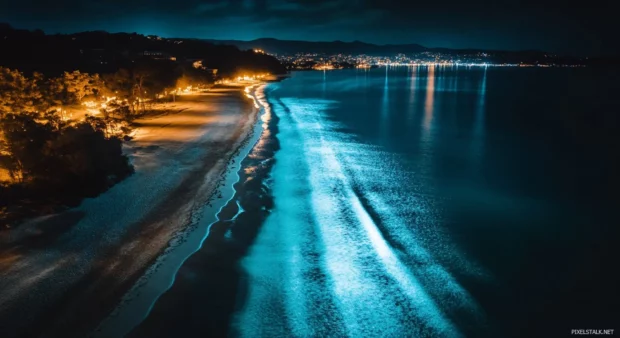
0 68 45 115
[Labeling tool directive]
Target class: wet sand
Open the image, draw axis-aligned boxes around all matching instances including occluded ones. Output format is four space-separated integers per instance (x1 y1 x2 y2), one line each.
128 84 279 338
0 87 259 337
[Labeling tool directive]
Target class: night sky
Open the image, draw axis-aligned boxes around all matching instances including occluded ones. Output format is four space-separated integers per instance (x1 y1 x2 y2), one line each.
1 0 617 56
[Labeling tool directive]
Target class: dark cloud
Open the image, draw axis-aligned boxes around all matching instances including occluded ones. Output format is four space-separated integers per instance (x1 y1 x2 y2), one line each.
1 0 617 55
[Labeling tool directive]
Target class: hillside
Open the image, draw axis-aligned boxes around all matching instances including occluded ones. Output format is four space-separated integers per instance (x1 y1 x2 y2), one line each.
0 23 286 77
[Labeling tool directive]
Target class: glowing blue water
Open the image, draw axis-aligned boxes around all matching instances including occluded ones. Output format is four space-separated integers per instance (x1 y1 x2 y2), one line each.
233 67 620 337
234 67 490 337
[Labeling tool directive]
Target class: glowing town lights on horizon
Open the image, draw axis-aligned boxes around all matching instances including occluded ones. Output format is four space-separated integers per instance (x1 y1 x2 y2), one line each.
377 62 490 67
314 64 335 70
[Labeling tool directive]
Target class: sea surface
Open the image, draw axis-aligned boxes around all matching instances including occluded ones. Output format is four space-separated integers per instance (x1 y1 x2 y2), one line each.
132 67 619 337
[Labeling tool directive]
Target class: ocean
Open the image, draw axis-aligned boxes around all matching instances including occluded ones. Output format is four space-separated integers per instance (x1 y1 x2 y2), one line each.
132 67 620 337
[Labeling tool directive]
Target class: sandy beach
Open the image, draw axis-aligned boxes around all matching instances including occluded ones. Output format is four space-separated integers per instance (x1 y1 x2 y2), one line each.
0 86 260 337
127 83 279 338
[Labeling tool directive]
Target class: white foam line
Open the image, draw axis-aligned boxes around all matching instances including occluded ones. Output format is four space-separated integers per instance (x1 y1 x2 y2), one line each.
281 216 311 336
333 143 490 282
330 119 484 322
93 84 268 337
255 86 313 336
359 190 485 307
288 98 460 337
230 200 244 221
320 142 458 336
279 100 391 337
308 181 379 337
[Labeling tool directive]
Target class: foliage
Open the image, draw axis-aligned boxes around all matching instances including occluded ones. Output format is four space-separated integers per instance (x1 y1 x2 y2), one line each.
43 121 133 196
102 60 181 117
0 25 287 77
0 25 286 226
0 67 102 116
0 68 45 115
176 63 215 88
46 71 103 106
84 114 132 139
0 113 54 182
0 112 132 189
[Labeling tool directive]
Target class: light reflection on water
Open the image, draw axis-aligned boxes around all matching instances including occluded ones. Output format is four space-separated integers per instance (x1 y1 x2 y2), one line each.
407 65 417 120
423 65 436 136
234 67 493 337
380 66 390 138
471 67 488 168
124 67 619 338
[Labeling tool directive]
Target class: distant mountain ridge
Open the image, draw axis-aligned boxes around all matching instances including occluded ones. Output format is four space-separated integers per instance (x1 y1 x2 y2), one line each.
0 23 287 76
201 38 430 55
200 38 594 65
202 38 552 55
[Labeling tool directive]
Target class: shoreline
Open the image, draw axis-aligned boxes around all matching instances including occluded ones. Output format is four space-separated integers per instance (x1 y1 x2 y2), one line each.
93 83 269 337
0 85 263 337
127 82 280 337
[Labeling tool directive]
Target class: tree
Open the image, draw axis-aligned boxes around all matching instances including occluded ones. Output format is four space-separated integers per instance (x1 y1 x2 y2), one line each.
177 64 216 90
102 61 180 117
0 67 44 116
102 69 137 117
132 59 180 103
0 112 133 195
44 121 133 196
0 113 54 182
0 68 102 117
45 71 102 107
65 71 102 102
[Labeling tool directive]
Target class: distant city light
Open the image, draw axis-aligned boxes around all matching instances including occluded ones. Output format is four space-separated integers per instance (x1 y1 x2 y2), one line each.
275 51 583 70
